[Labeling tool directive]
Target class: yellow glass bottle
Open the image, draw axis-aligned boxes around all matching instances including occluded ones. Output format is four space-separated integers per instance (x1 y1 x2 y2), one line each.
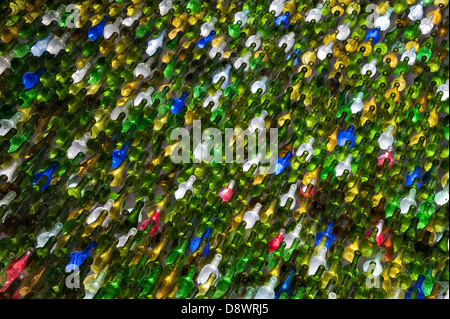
380 261 393 292
147 236 169 263
264 257 282 285
91 237 119 273
259 199 278 223
343 235 360 263
196 273 217 297
388 247 405 279
156 255 183 299
82 210 108 238
108 158 130 187
321 260 340 289
230 204 248 231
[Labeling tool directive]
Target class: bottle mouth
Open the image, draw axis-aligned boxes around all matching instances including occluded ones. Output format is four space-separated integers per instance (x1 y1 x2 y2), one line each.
268 276 278 286
187 175 197 183
106 199 115 207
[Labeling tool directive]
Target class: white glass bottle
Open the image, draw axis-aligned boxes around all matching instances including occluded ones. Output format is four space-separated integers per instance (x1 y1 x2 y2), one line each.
435 181 449 206
87 199 115 225
72 62 91 83
308 246 328 276
234 51 252 71
399 188 417 214
269 0 286 17
254 276 277 299
209 41 227 59
245 31 263 50
408 0 425 21
243 203 262 229
117 227 137 248
335 154 353 177
248 110 268 134
122 11 142 27
374 7 393 31
67 132 91 159
436 79 449 101
146 30 166 56
0 158 21 182
350 92 364 113
295 137 315 162
283 223 302 249
0 112 23 137
36 222 63 248
233 9 249 26
305 4 324 22
31 34 53 57
401 47 417 66
361 59 377 77
202 90 222 111
243 153 262 172
336 22 351 41
317 41 334 60
200 17 218 37
159 0 173 16
42 5 65 25
278 32 295 52
251 76 269 94
174 175 196 200
133 57 154 78
212 64 232 89
362 247 386 277
0 51 17 75
419 14 434 35
47 32 70 55
378 125 395 150
103 17 123 39
196 253 222 284
280 184 297 209
134 86 155 106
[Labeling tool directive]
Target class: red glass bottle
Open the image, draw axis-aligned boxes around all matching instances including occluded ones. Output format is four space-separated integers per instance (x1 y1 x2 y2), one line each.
268 229 285 253
139 206 162 236
0 248 34 293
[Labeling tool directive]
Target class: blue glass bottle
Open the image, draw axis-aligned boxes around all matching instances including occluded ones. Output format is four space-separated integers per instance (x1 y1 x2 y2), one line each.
275 11 290 27
197 30 216 49
405 274 425 299
189 227 212 256
170 91 189 114
88 16 109 41
212 64 232 89
22 67 46 89
111 140 131 169
65 241 97 272
274 152 292 175
31 33 53 57
33 161 59 191
274 268 295 299
337 125 356 148
365 27 381 44
405 165 422 188
314 221 336 249
286 48 301 66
